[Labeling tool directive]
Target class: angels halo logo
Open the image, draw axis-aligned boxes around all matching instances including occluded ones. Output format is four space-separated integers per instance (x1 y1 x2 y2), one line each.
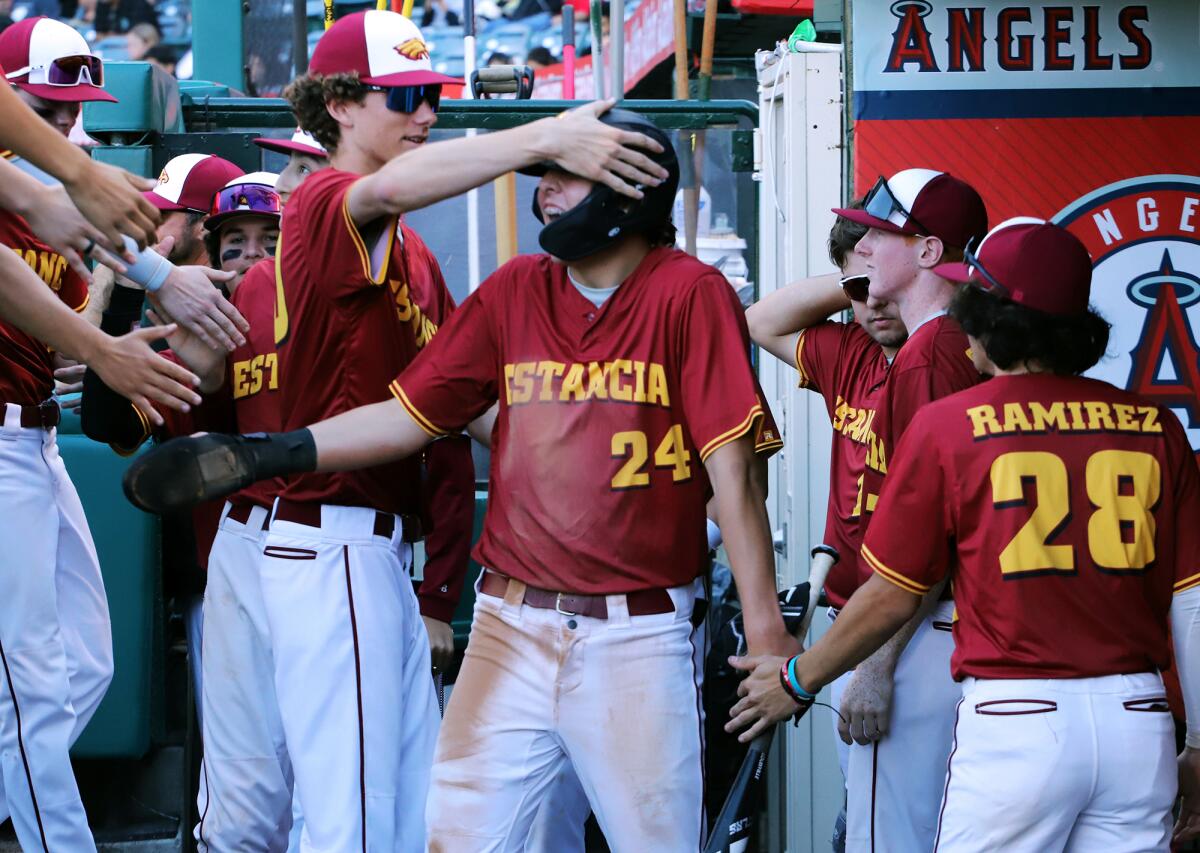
1053 175 1200 454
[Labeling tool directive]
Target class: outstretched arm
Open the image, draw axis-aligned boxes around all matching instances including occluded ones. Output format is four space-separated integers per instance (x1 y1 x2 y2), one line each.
745 273 848 365
309 398 434 471
346 100 669 227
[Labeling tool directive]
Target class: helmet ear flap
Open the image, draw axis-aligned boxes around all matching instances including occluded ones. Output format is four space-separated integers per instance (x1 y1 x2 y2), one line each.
530 191 543 225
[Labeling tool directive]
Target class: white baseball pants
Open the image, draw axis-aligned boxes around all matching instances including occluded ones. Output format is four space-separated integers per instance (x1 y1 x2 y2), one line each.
0 406 113 852
198 501 438 853
935 672 1175 852
845 599 957 853
428 577 706 853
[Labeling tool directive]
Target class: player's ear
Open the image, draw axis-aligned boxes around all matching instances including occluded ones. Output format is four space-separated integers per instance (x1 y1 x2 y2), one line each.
916 235 946 269
323 97 357 132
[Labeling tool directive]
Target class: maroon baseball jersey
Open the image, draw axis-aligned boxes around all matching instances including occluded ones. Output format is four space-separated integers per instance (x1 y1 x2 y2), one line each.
225 260 285 509
0 210 88 404
392 248 778 594
862 374 1200 680
794 321 889 607
271 169 452 515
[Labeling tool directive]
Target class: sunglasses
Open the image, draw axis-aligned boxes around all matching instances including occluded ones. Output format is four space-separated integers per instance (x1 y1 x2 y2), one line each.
962 240 1009 298
839 274 870 302
365 84 442 114
210 184 282 218
863 175 932 237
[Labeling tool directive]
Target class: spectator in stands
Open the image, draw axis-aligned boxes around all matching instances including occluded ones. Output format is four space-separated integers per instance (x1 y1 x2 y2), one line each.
92 0 158 39
421 0 461 29
144 43 176 76
486 50 513 66
0 1 12 35
125 21 159 60
525 45 556 68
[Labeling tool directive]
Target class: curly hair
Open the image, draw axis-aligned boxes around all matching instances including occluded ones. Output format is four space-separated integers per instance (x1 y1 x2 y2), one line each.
949 284 1110 375
284 72 368 153
828 198 867 269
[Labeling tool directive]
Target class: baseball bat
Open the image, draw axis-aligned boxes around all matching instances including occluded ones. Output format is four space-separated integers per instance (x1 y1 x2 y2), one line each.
324 0 335 30
704 547 839 853
562 5 576 99
590 0 605 99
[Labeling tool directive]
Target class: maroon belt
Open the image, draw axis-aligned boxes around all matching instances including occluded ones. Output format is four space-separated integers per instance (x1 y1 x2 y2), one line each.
480 570 674 619
10 401 60 430
225 501 271 530
272 498 422 543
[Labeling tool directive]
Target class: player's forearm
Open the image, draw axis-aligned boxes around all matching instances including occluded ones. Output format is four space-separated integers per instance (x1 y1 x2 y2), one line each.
350 121 556 224
794 574 921 692
1172 586 1200 748
0 245 108 363
745 273 848 364
309 398 433 472
707 440 790 651
0 159 66 218
0 84 91 186
857 577 948 675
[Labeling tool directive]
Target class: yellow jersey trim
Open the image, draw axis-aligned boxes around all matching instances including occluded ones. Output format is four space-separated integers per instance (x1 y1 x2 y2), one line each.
1175 571 1200 595
699 404 764 462
340 189 397 287
111 404 153 456
755 437 784 456
862 543 931 595
390 381 446 438
794 329 811 389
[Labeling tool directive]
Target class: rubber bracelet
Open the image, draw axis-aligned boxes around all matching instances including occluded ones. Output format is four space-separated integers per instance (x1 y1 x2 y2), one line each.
120 236 174 293
787 655 816 701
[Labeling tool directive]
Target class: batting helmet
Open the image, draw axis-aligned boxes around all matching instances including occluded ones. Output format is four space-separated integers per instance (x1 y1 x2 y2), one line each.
526 109 680 262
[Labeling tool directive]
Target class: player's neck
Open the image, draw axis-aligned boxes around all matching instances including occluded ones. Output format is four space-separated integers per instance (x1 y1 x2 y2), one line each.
893 271 955 332
328 134 384 176
566 236 652 290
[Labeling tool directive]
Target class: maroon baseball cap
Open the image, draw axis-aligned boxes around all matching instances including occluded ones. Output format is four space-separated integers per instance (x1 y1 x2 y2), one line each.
145 154 246 213
935 217 1093 316
309 10 460 87
834 169 988 251
0 17 116 103
253 128 328 159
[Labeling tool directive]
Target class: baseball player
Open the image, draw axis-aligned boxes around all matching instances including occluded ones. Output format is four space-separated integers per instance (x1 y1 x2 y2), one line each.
788 169 985 853
121 107 796 851
729 218 1200 851
149 11 660 850
202 172 281 287
745 199 907 846
254 129 329 204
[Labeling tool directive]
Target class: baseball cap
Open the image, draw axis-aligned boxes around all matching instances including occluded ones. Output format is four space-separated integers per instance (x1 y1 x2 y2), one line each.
309 9 460 87
205 172 282 232
0 17 116 103
146 154 246 213
834 169 987 251
935 217 1093 316
253 128 329 159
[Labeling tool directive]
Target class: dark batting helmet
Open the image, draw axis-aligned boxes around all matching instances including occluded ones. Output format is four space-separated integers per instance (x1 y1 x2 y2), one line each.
524 108 681 261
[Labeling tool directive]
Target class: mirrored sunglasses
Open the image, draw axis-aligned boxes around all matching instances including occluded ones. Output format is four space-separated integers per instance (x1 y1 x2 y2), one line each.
839 274 870 302
44 54 104 87
863 175 932 237
962 240 1010 298
211 184 282 218
365 83 442 114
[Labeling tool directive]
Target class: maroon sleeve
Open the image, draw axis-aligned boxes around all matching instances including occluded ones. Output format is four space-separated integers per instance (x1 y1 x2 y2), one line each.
417 434 476 622
391 271 504 435
679 275 767 461
293 170 400 300
795 321 855 395
860 409 954 595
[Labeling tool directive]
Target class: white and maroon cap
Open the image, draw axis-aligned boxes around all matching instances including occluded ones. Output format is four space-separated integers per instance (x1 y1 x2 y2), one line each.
0 17 115 103
145 154 246 213
936 217 1093 316
253 128 328 159
834 168 988 251
309 9 461 86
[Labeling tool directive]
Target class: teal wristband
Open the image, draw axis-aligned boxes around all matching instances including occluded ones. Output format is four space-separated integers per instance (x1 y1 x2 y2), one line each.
786 656 815 701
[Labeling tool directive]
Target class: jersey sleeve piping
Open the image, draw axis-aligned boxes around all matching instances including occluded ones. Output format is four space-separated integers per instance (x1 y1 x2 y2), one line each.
390 380 449 438
861 543 931 595
755 436 784 455
72 292 90 314
1176 571 1200 595
110 403 153 456
794 329 812 389
340 191 397 286
699 403 764 462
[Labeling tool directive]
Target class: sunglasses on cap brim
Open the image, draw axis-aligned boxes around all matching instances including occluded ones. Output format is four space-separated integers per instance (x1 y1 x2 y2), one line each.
365 84 442 115
839 274 870 302
6 54 105 88
962 239 1010 299
863 175 933 238
210 185 282 218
